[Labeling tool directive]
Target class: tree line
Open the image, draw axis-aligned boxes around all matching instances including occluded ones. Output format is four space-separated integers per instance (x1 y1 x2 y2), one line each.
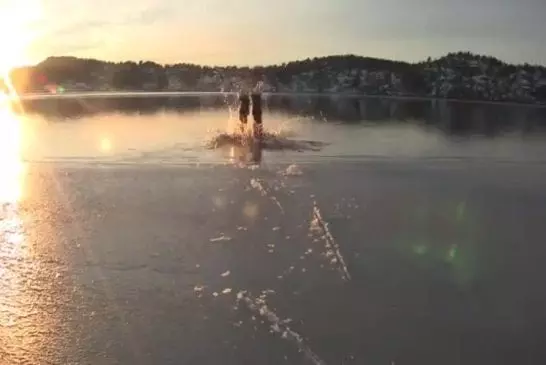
4 52 546 101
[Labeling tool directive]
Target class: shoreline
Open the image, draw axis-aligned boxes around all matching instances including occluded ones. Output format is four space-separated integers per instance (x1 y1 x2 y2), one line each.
11 90 546 108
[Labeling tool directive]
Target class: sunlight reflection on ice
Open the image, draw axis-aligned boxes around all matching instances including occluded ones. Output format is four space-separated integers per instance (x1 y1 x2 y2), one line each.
0 100 25 203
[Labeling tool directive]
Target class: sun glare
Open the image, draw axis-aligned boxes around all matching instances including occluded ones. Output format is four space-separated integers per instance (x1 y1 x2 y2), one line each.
0 0 39 201
0 0 42 80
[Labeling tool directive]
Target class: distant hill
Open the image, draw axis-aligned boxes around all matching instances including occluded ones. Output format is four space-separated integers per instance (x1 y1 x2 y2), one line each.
6 52 546 104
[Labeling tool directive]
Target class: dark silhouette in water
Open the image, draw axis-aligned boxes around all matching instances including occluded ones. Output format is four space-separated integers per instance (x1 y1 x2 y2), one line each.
238 93 250 125
251 93 263 137
251 93 263 124
238 92 263 137
210 92 328 159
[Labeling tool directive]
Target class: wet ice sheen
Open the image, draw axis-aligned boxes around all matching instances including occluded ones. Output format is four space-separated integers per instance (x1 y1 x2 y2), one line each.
206 130 328 152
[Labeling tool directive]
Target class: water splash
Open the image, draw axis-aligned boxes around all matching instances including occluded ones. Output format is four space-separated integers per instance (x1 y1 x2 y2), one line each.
210 235 232 242
205 129 327 152
310 203 351 281
281 164 303 176
250 178 284 214
250 178 268 196
236 290 327 365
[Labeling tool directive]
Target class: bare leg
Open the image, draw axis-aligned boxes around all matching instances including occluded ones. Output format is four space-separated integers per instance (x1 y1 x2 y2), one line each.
238 93 250 133
251 93 263 137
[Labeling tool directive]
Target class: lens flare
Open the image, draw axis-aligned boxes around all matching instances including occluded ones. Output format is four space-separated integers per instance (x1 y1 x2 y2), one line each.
100 137 113 152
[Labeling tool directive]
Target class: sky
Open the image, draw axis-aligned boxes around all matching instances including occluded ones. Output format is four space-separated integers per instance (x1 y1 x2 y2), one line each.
4 0 546 67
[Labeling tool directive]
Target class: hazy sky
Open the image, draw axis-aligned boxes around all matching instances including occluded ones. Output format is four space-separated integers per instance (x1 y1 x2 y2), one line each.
16 0 546 66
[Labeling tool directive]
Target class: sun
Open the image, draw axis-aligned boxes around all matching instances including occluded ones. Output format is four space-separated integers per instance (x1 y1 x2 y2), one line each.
0 0 42 78
0 0 41 204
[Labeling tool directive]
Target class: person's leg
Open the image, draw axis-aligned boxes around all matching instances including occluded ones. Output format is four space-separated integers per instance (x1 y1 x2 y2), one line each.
251 93 263 137
238 93 250 130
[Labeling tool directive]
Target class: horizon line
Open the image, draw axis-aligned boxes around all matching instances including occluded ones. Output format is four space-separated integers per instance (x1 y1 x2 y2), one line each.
12 51 546 71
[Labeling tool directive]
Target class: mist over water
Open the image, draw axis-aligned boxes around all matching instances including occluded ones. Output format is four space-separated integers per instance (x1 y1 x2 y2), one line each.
15 93 546 165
